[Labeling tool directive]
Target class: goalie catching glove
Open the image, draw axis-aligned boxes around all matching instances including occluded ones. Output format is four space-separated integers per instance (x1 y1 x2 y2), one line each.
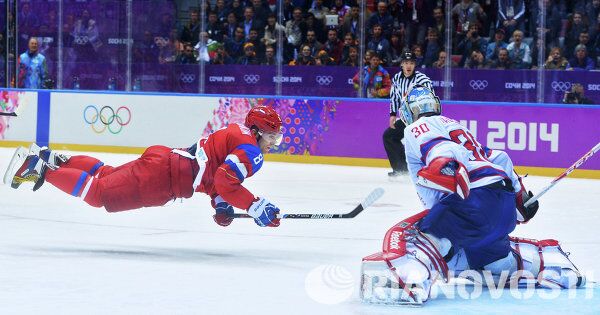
416 157 470 199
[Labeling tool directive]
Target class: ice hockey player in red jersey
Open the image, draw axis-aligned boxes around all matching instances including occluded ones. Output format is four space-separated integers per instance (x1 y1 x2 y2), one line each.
3 106 283 227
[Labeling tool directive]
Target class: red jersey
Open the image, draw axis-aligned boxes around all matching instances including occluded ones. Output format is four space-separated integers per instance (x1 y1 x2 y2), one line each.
194 123 264 210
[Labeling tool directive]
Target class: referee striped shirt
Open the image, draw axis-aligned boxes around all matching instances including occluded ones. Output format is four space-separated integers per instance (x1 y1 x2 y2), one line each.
389 71 434 116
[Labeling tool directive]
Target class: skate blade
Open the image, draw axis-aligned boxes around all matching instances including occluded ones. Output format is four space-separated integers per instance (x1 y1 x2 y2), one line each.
3 147 28 186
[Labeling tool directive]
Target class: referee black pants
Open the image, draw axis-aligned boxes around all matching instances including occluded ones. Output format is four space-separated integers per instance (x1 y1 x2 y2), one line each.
382 120 407 172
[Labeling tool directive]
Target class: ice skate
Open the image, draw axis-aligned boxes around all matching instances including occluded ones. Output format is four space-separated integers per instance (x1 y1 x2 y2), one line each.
28 143 69 167
6 152 48 191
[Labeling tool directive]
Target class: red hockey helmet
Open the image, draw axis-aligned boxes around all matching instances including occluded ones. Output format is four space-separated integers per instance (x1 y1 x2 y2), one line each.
245 106 282 133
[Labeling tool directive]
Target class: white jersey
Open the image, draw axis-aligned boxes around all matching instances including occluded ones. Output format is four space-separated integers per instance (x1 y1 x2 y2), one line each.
403 115 521 209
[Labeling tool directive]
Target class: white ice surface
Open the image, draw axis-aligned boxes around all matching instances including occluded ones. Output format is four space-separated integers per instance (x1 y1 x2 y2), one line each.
0 148 599 314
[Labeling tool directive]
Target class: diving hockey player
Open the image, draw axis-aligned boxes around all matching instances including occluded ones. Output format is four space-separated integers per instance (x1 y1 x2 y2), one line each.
360 86 585 305
4 106 282 228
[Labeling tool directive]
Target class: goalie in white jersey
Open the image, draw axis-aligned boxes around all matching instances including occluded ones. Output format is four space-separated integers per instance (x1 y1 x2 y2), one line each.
360 86 585 306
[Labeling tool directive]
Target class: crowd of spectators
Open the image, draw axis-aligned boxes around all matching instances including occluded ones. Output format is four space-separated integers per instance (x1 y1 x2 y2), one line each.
146 0 600 71
3 0 600 72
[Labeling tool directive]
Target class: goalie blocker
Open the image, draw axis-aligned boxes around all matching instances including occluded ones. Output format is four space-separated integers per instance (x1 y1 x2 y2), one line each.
360 211 586 306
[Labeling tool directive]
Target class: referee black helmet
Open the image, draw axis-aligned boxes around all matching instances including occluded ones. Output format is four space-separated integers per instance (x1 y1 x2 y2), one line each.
400 51 416 62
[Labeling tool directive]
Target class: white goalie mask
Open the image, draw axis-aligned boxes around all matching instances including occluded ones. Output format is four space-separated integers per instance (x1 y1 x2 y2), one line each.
400 86 441 125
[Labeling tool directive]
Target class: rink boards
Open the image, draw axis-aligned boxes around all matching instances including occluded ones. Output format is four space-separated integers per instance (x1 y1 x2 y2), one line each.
0 89 598 178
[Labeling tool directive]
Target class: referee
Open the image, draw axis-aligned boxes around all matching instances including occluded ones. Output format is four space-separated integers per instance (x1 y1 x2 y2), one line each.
383 51 434 178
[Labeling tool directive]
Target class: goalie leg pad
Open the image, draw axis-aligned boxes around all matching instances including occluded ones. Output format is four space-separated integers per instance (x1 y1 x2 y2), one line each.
510 237 585 288
360 210 449 305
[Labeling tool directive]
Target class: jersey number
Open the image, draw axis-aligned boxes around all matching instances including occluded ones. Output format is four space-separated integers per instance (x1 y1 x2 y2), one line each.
411 123 430 138
449 129 488 161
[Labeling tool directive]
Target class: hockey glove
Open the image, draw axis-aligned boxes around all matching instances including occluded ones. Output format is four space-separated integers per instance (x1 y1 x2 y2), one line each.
516 190 539 223
248 197 280 227
212 196 234 227
416 157 471 199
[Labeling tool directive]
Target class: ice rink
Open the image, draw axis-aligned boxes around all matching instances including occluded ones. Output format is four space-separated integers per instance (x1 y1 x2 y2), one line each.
1 148 599 314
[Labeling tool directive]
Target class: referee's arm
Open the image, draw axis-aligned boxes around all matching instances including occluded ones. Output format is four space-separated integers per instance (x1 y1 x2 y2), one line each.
389 76 401 129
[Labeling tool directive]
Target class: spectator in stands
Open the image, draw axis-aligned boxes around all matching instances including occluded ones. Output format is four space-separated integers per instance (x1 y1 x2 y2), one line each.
252 0 270 27
457 23 487 67
242 7 263 39
388 0 402 20
486 28 508 61
544 47 569 69
364 49 374 65
507 30 531 69
133 30 160 63
303 29 324 56
156 13 175 38
412 44 425 68
181 10 200 45
225 26 246 59
237 42 260 65
367 24 392 66
497 0 525 36
195 32 216 63
72 9 101 60
224 13 239 41
451 0 487 51
564 12 589 59
261 45 277 65
290 44 316 65
464 49 486 69
532 0 562 51
401 0 431 48
341 32 357 62
487 48 513 69
285 7 305 50
389 31 405 66
215 0 229 23
247 28 266 60
262 14 285 48
18 3 39 49
316 50 336 65
432 7 445 41
563 83 594 104
230 0 244 20
158 29 182 64
309 0 330 23
342 6 360 37
324 29 344 63
207 11 225 43
332 0 351 19
578 32 594 58
353 52 391 98
567 44 595 70
368 1 394 39
342 45 359 66
587 0 600 34
423 28 441 67
177 44 198 64
211 44 234 64
281 0 295 22
18 38 47 89
304 13 326 43
432 50 458 68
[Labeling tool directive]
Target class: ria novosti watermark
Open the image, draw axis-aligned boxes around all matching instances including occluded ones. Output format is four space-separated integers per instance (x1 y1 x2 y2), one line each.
306 264 595 305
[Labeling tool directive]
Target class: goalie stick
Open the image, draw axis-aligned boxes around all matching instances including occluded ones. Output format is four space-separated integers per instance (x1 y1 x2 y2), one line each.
230 187 384 219
524 141 600 207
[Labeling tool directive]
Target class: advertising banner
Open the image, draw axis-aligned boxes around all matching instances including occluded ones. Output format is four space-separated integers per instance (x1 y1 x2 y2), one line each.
0 91 38 143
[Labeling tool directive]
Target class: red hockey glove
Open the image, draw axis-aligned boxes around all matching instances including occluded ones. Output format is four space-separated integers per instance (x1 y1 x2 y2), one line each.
416 157 470 199
212 196 234 227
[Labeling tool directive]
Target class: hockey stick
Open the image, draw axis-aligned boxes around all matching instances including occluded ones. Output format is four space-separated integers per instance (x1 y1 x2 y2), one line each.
524 141 600 207
231 187 385 219
0 112 17 116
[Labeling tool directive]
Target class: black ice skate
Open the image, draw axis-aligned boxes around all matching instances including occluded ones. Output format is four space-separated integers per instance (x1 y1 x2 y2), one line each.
28 143 69 167
5 150 49 191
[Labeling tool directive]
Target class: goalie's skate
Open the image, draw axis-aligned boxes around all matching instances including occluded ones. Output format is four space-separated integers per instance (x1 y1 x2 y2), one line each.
5 151 48 191
28 143 69 167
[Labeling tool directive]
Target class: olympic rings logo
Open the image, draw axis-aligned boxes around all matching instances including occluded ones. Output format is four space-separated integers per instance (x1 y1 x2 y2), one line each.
243 74 260 84
74 35 89 45
83 105 132 134
551 81 572 92
469 80 488 90
316 75 333 86
180 73 196 83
